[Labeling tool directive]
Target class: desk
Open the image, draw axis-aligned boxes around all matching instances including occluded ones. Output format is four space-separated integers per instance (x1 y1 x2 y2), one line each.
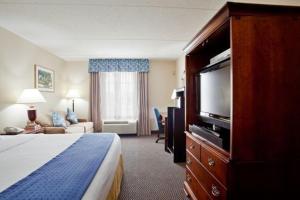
164 106 186 163
164 88 186 162
164 116 168 152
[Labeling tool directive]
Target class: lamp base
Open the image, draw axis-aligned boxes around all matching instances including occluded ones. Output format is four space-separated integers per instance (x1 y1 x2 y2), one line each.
27 107 37 128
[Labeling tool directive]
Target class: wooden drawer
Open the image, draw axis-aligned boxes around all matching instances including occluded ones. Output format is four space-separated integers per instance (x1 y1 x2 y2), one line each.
186 132 201 159
187 152 227 200
186 168 212 200
200 144 229 186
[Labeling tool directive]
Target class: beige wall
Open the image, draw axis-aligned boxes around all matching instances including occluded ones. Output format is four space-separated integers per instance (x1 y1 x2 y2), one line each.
148 60 177 129
149 60 177 112
63 61 89 120
0 27 177 131
0 27 66 130
176 54 186 88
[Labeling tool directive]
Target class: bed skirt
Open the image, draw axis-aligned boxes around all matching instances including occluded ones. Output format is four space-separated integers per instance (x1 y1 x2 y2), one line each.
106 155 124 200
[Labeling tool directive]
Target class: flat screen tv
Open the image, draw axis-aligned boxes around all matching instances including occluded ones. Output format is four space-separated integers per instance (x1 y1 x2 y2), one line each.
199 58 231 128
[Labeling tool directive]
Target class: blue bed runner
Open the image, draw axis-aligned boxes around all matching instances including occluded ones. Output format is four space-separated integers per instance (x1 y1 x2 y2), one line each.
0 134 115 200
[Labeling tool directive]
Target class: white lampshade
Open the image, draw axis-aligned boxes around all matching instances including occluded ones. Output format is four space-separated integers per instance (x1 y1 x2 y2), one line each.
17 89 46 104
66 89 80 99
171 89 177 99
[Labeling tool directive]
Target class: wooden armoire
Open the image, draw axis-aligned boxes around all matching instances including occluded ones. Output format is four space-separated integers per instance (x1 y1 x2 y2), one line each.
183 2 300 200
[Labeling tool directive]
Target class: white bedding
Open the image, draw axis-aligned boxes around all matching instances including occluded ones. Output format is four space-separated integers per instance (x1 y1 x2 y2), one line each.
0 133 121 200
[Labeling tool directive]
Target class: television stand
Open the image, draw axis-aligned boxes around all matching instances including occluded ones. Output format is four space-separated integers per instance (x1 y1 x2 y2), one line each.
184 3 300 199
189 125 229 151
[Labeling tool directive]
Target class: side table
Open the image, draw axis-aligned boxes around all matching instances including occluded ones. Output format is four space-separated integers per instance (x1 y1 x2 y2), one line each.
23 127 44 134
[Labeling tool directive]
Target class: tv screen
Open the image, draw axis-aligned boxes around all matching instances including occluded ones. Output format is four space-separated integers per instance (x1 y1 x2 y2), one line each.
200 64 231 118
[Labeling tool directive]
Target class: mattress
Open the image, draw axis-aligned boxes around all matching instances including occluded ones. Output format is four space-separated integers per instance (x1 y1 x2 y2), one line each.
0 133 121 200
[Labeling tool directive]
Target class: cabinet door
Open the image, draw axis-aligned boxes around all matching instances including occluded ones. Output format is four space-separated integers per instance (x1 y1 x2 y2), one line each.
231 15 300 161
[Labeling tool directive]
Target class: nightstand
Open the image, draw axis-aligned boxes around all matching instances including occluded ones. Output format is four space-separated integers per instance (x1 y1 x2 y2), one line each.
24 124 44 134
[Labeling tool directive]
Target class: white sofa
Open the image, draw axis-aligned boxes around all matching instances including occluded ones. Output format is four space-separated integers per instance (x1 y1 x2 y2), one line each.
36 112 94 134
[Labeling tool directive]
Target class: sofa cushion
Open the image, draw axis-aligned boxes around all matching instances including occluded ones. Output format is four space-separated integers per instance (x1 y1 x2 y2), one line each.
65 126 85 133
67 122 94 133
66 108 78 124
52 112 67 128
65 120 71 127
82 122 94 133
36 114 53 127
69 122 93 128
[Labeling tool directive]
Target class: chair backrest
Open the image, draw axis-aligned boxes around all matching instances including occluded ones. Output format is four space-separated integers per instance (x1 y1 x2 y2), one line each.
152 107 163 132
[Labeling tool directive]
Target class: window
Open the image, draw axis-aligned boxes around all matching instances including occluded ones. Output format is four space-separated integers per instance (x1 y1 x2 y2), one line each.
100 72 138 120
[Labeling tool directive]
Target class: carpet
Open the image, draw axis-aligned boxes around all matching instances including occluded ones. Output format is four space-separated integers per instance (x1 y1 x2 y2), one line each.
118 135 186 200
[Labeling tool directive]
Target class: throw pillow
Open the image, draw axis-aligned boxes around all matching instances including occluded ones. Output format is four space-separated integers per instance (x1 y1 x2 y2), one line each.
52 112 67 127
36 114 53 127
66 108 78 124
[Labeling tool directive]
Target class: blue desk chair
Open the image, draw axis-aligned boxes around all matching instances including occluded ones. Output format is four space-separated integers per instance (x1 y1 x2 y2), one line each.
153 107 165 143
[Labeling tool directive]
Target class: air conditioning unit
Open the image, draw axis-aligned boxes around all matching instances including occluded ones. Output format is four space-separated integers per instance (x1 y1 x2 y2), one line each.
102 120 137 134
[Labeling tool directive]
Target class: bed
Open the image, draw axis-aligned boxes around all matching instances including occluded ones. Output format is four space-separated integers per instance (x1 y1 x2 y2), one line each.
0 133 123 200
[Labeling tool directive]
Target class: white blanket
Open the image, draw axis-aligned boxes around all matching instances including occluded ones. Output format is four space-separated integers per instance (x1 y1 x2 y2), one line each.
0 133 121 200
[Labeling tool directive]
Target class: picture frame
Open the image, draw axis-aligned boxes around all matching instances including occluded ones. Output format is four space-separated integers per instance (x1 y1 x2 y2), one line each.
35 65 55 92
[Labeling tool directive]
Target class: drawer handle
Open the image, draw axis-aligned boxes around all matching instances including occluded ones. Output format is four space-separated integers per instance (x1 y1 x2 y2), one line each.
211 185 220 197
189 145 195 150
186 157 192 165
187 174 192 182
208 158 215 167
184 189 190 198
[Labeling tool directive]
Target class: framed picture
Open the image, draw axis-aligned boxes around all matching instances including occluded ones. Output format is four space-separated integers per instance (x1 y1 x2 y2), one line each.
35 65 55 92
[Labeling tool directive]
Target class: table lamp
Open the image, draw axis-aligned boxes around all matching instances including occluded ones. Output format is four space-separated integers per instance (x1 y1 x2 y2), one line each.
171 89 177 100
66 89 80 112
17 89 46 126
170 89 177 107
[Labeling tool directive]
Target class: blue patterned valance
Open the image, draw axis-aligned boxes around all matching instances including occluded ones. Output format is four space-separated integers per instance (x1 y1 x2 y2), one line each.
88 59 149 73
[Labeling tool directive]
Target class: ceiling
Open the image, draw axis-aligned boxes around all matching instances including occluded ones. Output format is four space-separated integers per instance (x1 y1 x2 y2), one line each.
0 0 299 61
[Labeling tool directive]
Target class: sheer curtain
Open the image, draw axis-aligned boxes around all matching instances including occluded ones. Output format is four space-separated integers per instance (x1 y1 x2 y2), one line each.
100 72 138 120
